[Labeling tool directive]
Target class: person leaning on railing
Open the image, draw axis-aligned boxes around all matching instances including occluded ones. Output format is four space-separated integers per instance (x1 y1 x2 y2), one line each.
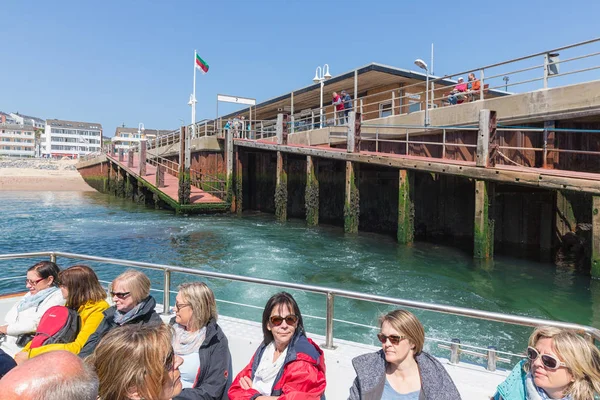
228 292 327 400
0 261 65 348
78 270 162 358
348 309 461 400
14 265 109 363
170 282 232 400
491 326 600 400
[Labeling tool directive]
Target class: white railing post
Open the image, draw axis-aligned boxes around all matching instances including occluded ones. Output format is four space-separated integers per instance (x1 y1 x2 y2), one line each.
543 53 549 89
479 69 485 100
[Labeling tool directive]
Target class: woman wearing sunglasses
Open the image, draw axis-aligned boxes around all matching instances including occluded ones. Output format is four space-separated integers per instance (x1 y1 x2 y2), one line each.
492 326 600 400
228 292 326 400
170 282 232 400
87 323 184 400
349 309 461 400
0 261 64 348
78 269 162 358
15 265 109 363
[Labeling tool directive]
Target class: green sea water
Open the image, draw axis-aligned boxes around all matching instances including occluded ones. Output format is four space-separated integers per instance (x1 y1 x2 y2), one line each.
0 191 597 366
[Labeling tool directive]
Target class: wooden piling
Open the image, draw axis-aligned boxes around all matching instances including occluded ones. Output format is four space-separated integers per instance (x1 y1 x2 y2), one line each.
397 169 414 245
275 151 288 222
139 140 147 176
474 180 494 259
592 196 600 278
543 121 557 169
344 161 359 233
127 149 133 168
476 109 496 168
225 127 234 204
234 149 243 215
305 156 319 226
178 126 190 205
118 149 124 162
156 165 165 188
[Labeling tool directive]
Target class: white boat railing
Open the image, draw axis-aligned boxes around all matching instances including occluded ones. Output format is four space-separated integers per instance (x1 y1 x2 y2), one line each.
0 251 598 371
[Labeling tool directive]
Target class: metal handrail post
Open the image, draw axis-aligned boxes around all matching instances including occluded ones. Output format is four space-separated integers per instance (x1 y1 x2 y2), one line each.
406 129 409 155
49 253 56 263
479 69 485 100
442 129 446 159
544 54 549 89
450 338 461 364
376 129 379 153
163 269 171 316
324 292 335 349
487 346 498 371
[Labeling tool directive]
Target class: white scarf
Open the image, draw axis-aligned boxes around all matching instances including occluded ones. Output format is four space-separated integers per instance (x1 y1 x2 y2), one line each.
172 323 206 356
252 342 288 395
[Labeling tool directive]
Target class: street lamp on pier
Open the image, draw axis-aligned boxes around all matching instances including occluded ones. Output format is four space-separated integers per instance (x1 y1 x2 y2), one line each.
313 64 332 128
414 59 430 126
503 76 510 92
138 122 145 139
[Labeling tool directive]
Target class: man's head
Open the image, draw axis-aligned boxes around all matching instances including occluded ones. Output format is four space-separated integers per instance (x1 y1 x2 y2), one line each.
0 351 98 400
341 90 347 95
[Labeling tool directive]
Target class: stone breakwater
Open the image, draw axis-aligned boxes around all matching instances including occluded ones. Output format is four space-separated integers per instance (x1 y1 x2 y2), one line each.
0 159 77 171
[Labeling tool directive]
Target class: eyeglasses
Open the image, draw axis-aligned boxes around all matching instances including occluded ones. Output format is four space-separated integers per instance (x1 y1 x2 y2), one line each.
110 291 131 300
527 346 567 370
174 303 191 312
25 278 44 286
377 333 406 345
164 348 174 371
269 314 299 326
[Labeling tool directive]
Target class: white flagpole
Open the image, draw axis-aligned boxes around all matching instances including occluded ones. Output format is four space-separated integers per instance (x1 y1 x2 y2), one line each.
192 49 197 138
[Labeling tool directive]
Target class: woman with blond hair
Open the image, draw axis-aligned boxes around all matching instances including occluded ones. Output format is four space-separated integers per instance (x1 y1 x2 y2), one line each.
79 269 162 358
348 309 460 400
171 282 232 400
15 265 109 362
492 326 600 400
88 323 183 400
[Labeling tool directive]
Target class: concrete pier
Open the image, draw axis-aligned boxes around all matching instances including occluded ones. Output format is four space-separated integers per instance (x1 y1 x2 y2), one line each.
474 180 494 259
305 156 319 226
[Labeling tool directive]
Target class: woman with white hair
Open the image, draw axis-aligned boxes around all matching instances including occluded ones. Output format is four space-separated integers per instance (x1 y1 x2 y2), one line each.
492 326 600 400
171 282 232 400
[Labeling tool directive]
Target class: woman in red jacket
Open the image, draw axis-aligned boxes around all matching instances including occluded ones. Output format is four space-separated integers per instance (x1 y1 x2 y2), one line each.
228 292 326 400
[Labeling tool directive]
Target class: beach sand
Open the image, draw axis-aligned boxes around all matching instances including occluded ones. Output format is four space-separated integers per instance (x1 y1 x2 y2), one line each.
0 159 94 191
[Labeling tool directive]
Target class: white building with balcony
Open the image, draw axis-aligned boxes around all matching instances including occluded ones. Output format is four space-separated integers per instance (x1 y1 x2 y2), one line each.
43 119 102 158
111 127 170 150
10 113 45 129
0 124 36 157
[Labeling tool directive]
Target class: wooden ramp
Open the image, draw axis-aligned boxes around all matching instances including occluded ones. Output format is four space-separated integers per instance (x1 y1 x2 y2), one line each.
107 153 229 213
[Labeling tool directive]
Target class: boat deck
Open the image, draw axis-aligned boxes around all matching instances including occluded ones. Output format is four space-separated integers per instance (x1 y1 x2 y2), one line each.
0 294 508 399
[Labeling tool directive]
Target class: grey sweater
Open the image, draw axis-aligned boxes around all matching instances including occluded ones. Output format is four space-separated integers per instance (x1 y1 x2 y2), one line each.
348 350 462 400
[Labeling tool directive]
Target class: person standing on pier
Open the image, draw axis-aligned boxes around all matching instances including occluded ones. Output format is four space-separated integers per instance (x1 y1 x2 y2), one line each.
332 92 344 126
341 90 353 124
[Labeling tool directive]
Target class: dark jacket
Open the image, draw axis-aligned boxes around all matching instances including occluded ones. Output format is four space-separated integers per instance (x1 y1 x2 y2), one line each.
228 330 326 400
348 350 461 400
78 295 161 358
342 94 353 110
172 318 233 400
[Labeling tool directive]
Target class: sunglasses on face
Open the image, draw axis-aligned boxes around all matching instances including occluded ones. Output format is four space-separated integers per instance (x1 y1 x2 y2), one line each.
26 278 44 286
174 303 191 312
377 333 406 345
110 291 131 300
527 346 567 370
269 314 298 326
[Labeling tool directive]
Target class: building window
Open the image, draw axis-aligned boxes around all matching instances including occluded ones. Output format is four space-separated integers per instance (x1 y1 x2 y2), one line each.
379 101 393 118
408 101 421 114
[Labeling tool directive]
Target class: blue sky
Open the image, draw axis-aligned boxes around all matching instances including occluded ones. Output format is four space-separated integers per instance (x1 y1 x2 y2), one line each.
1 0 599 137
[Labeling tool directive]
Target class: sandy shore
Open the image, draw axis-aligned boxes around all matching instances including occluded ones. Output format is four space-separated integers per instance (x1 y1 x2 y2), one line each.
0 159 94 191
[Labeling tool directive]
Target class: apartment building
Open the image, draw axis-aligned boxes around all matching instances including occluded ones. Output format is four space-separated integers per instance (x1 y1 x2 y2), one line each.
43 119 102 158
0 123 35 157
111 127 171 150
0 112 16 124
10 112 45 129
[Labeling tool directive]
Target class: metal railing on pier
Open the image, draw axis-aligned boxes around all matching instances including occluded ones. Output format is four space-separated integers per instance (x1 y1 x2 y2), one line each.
0 251 598 372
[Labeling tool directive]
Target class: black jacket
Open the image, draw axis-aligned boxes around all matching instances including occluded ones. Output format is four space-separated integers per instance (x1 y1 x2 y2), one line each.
172 318 232 400
78 295 162 358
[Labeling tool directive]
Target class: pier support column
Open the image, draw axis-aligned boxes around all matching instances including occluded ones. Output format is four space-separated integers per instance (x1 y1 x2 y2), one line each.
543 121 558 169
125 174 134 199
127 149 134 168
344 161 360 233
275 151 288 222
305 156 319 226
233 149 243 215
592 196 600 278
178 126 191 205
474 180 494 259
136 181 146 204
139 140 147 176
116 168 125 198
225 128 234 205
397 169 414 245
156 165 165 188
118 149 124 162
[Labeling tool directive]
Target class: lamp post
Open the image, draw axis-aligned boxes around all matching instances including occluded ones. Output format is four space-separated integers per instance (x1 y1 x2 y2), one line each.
503 76 509 92
138 122 145 140
414 59 430 126
312 64 332 128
